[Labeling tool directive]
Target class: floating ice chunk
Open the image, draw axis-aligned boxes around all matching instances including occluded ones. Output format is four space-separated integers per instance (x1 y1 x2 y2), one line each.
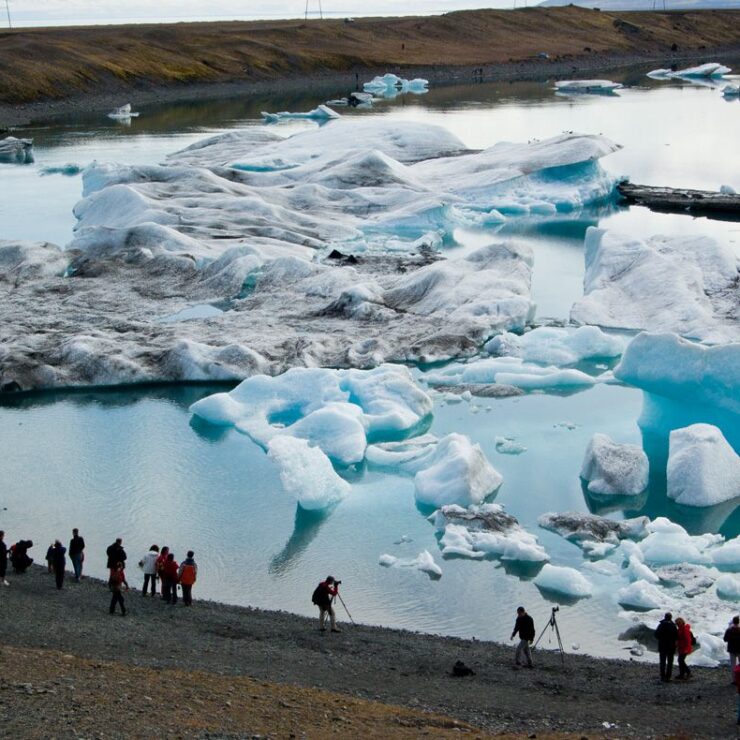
723 85 740 98
638 517 723 565
615 333 740 415
717 574 740 599
672 62 731 78
379 549 442 578
0 136 34 164
363 73 429 97
538 512 649 547
555 79 622 93
582 540 617 558
495 437 527 455
365 434 440 473
617 579 665 610
485 325 625 366
571 229 740 343
432 504 548 562
534 564 592 598
267 436 350 511
647 68 672 79
580 433 649 496
667 424 740 507
626 555 660 584
107 103 140 120
39 163 82 177
720 183 737 193
414 434 502 508
261 105 340 122
711 536 740 567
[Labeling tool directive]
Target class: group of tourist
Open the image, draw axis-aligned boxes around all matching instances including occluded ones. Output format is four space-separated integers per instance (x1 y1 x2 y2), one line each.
0 529 198 616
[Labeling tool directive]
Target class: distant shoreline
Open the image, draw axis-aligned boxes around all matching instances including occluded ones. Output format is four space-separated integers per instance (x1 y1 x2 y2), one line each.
1 6 740 127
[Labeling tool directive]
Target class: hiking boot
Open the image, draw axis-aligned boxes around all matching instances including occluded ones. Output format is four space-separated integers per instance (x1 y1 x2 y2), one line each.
319 627 327 632
331 628 342 633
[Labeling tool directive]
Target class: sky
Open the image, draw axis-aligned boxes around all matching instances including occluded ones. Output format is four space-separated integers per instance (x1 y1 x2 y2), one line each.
5 0 525 27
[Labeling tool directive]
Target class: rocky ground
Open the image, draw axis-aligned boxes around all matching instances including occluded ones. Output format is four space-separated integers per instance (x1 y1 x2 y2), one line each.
0 566 736 738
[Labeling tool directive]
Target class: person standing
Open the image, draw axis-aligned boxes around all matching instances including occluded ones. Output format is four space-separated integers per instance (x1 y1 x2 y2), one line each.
45 543 54 574
511 606 536 668
138 545 160 596
109 562 129 616
155 546 170 596
0 531 8 586
52 540 67 590
178 551 197 606
675 617 693 680
106 538 127 573
655 612 678 682
69 528 85 582
311 576 341 633
734 662 740 725
725 616 740 676
162 553 179 605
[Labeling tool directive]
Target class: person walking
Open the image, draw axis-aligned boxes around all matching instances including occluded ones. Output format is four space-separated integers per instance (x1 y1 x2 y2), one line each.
655 612 678 682
51 540 67 590
311 576 341 633
162 552 179 605
69 528 85 582
106 538 127 574
724 616 740 676
155 546 170 596
138 545 159 597
0 531 9 586
178 551 197 606
675 617 693 680
108 562 129 616
511 606 536 668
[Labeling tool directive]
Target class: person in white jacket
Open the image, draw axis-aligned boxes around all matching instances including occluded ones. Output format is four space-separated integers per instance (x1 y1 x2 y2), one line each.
138 545 160 596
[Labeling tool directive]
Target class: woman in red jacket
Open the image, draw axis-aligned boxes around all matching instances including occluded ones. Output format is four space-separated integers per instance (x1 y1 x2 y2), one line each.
675 616 693 680
162 552 180 605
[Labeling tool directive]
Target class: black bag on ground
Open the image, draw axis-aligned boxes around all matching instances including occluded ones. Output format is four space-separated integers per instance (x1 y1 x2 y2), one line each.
451 660 475 677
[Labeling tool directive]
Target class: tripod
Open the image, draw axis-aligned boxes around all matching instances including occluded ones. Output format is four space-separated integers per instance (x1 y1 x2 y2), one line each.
533 607 565 664
335 592 355 625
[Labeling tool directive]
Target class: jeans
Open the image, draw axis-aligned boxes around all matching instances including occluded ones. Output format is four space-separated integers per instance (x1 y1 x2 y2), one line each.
659 649 675 680
163 579 177 604
142 573 157 596
678 652 691 678
319 604 336 630
110 591 126 614
71 554 83 581
516 639 533 666
181 584 193 606
54 567 65 590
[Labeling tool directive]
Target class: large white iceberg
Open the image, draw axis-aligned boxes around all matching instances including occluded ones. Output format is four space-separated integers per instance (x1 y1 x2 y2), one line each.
638 517 723 565
571 228 739 344
534 564 592 598
580 433 649 496
667 424 740 507
267 436 350 510
614 333 740 416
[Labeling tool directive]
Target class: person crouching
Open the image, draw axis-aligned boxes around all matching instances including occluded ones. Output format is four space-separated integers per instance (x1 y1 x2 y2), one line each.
312 576 341 633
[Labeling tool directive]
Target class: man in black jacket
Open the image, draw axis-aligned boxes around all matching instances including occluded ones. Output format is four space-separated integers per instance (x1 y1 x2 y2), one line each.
655 612 678 681
724 615 740 676
511 606 535 668
106 538 127 573
69 528 85 582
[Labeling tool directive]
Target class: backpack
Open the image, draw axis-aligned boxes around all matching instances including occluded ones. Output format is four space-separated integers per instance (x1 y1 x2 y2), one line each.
311 585 323 606
690 631 697 647
180 563 196 586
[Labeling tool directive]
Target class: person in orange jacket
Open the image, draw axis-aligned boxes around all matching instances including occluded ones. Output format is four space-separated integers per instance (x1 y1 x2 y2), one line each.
178 551 198 606
162 552 179 605
675 616 693 680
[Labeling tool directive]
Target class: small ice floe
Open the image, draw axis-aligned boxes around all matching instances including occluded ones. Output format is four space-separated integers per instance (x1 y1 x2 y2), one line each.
617 579 666 610
554 421 578 430
379 549 442 578
431 503 549 562
533 563 593 598
638 517 723 566
580 433 649 496
363 73 428 98
720 184 737 194
0 136 34 164
393 534 413 545
107 103 140 120
667 424 740 507
648 63 731 79
261 105 340 123
722 84 740 98
554 79 622 94
495 437 527 455
326 92 375 107
716 574 740 600
39 163 82 177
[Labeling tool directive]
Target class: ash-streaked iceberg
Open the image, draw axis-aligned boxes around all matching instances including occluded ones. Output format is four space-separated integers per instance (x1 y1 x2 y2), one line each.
580 433 649 496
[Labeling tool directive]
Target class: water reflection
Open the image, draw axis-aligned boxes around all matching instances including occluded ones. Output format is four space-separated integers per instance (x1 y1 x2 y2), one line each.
269 507 330 576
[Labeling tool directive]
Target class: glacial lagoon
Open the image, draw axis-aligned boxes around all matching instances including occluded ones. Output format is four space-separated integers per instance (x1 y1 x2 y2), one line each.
1 68 738 659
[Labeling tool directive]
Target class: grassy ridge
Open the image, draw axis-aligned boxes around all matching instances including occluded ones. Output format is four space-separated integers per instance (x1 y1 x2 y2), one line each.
0 7 739 103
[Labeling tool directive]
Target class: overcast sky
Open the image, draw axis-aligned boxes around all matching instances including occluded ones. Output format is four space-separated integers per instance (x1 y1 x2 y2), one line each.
7 0 522 26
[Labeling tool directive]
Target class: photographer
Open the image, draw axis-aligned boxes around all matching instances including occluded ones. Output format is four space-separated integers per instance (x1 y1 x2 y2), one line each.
312 576 342 633
511 606 535 668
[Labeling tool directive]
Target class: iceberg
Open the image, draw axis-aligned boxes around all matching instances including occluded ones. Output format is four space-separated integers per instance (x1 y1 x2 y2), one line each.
716 574 740 599
107 103 140 120
363 73 429 97
539 512 649 549
431 504 548 562
667 424 740 507
534 564 592 598
722 85 740 98
261 104 340 122
267 436 350 511
0 136 34 164
580 433 649 496
711 536 740 567
379 550 442 578
39 164 82 177
672 62 731 78
617 579 666 610
571 228 740 343
554 79 622 94
614 333 740 416
626 555 660 584
638 517 723 565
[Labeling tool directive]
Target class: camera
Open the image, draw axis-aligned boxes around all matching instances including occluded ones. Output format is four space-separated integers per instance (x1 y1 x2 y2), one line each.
335 580 342 585
551 606 559 613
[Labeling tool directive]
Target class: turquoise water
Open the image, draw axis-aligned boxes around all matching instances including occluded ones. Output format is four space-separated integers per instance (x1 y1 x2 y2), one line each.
1 70 739 656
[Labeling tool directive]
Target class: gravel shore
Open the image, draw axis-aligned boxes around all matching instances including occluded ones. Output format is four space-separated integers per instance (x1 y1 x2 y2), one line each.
0 566 735 737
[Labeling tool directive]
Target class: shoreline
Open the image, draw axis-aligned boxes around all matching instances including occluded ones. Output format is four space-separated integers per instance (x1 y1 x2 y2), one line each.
0 565 734 737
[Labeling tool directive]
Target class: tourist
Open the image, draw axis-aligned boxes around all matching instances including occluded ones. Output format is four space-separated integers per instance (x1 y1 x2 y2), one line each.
655 612 678 682
138 545 160 596
52 540 67 590
675 616 693 680
69 528 85 582
510 606 535 668
155 546 170 595
178 551 197 606
109 562 129 616
162 552 179 605
106 538 127 573
45 543 54 574
10 540 33 573
724 616 740 676
0 530 8 586
311 576 341 633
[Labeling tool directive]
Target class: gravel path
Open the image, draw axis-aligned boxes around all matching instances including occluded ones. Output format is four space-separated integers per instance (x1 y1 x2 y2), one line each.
0 566 736 737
